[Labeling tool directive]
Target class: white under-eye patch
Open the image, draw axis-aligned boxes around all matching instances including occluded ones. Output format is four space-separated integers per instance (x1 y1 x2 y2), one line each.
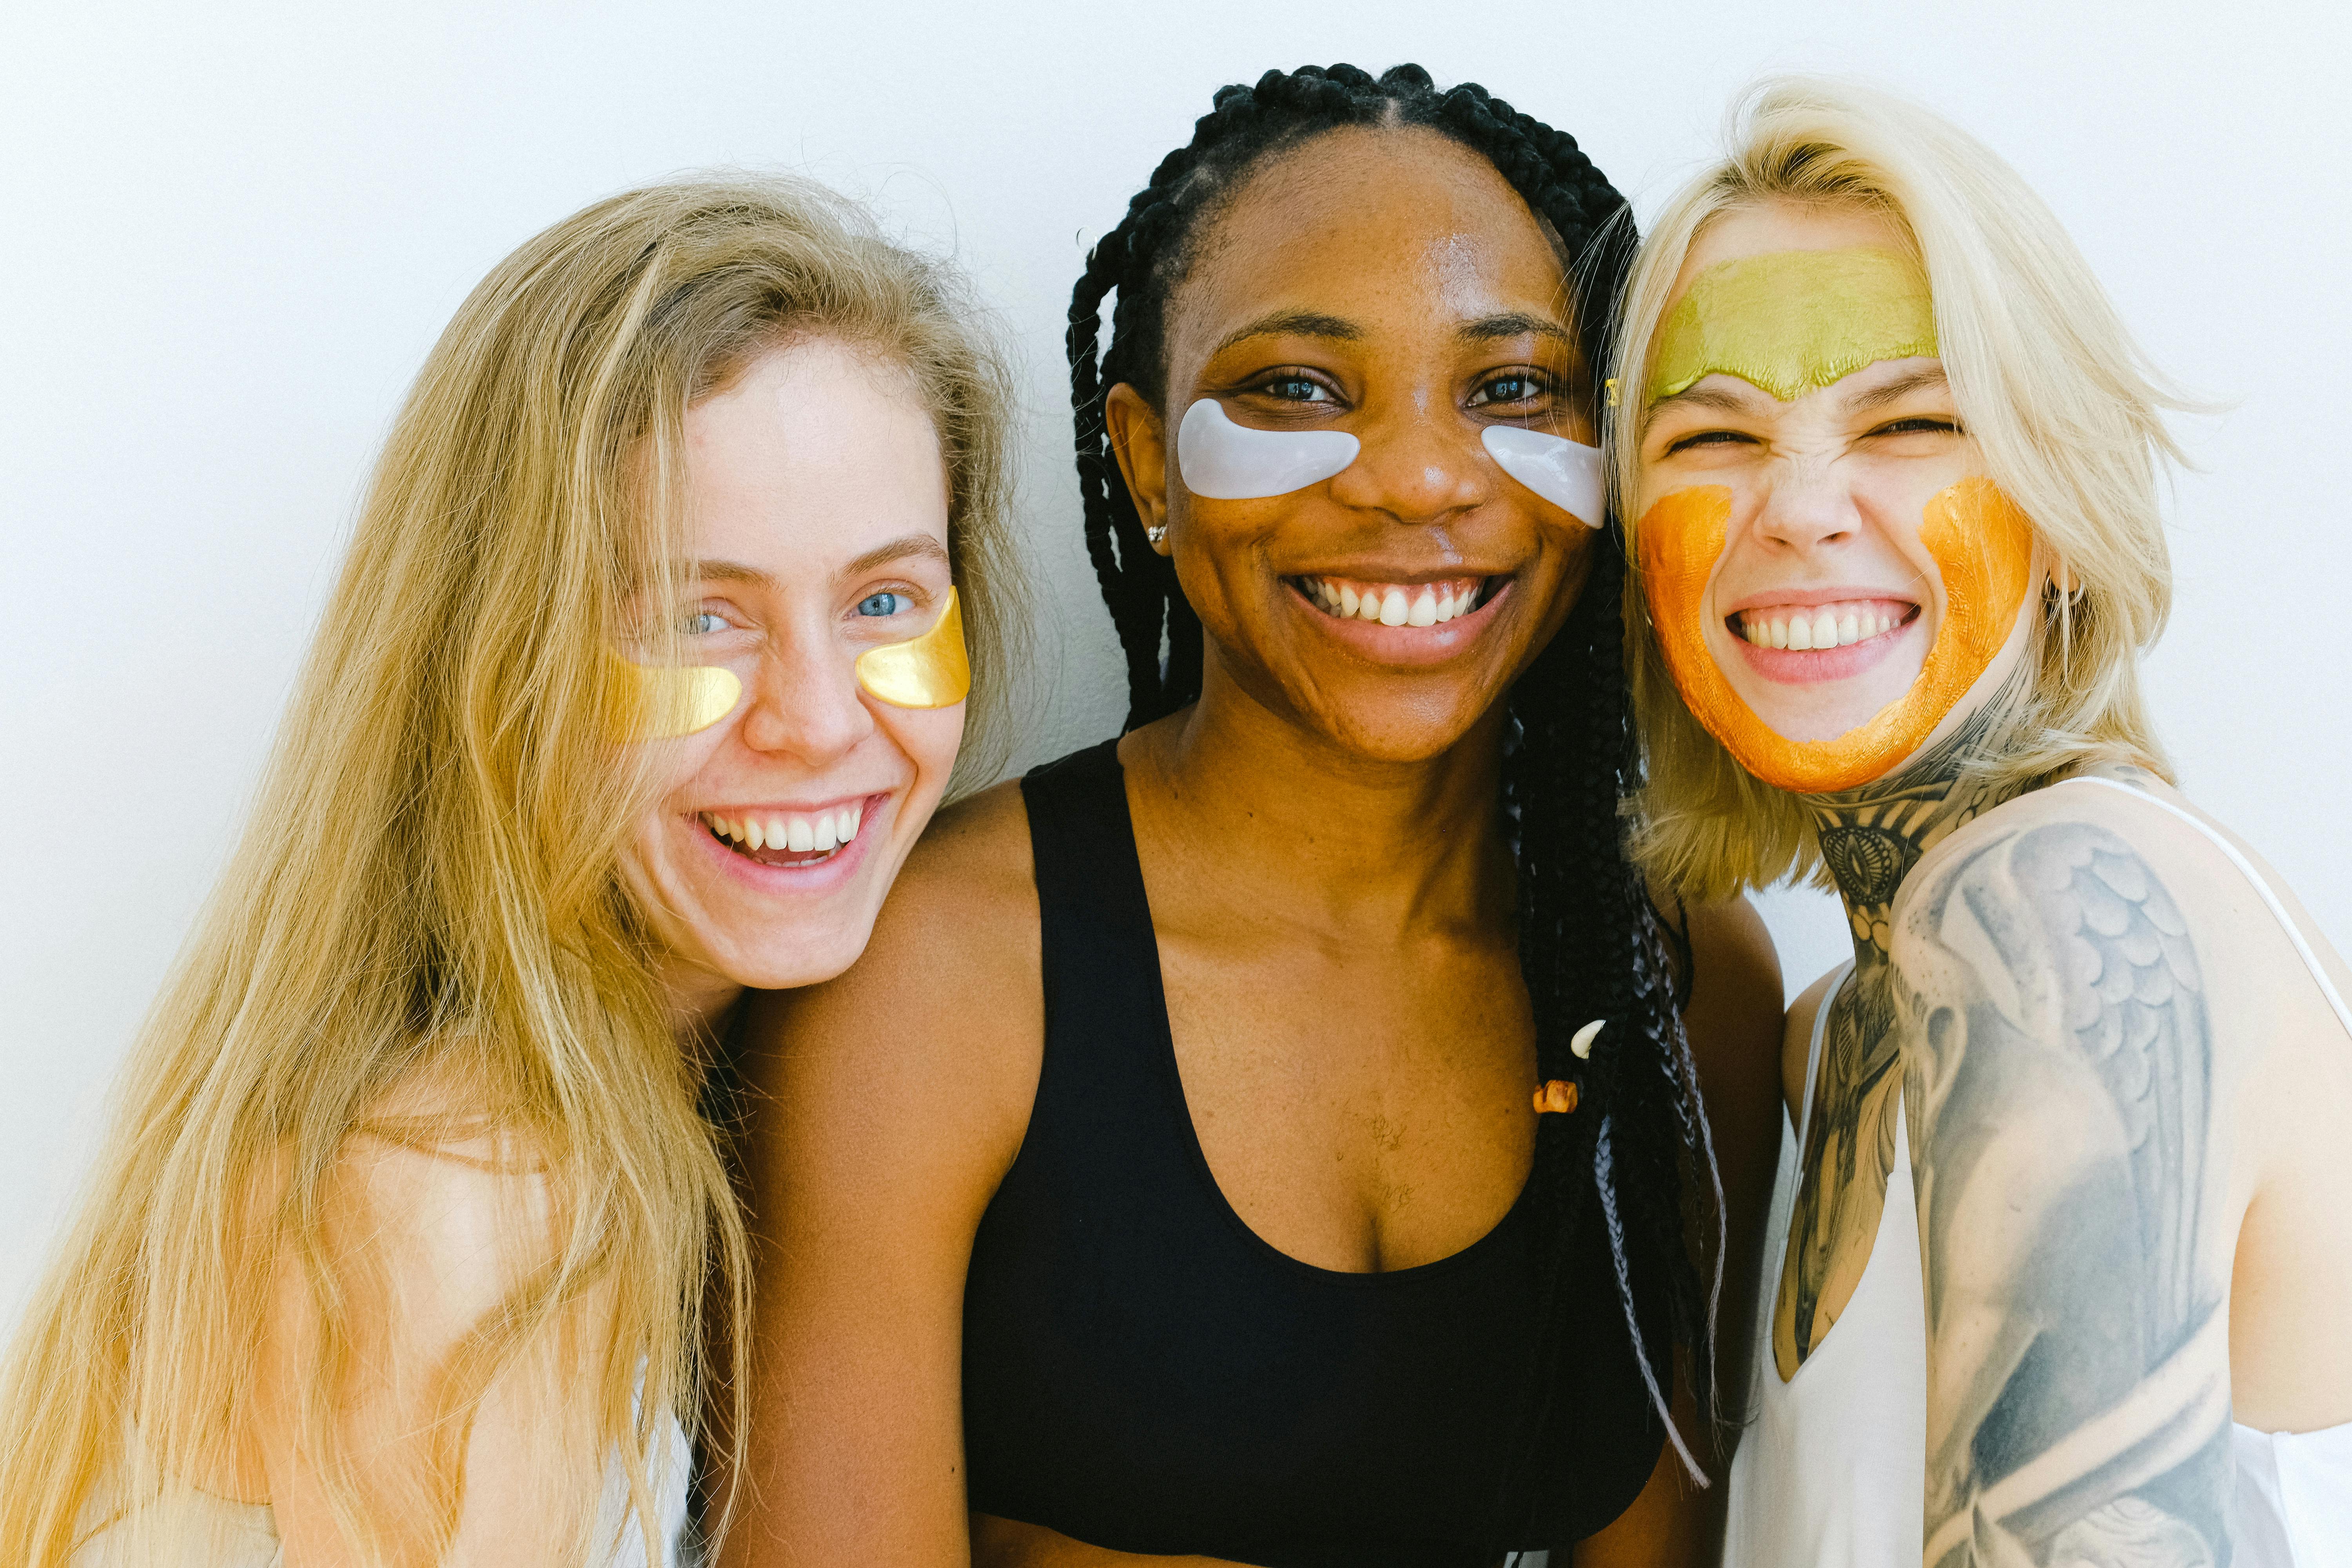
1482 426 1605 529
1175 398 1360 500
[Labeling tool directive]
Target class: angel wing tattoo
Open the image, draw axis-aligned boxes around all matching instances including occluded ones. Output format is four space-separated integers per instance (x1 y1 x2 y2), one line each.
1898 815 2233 1566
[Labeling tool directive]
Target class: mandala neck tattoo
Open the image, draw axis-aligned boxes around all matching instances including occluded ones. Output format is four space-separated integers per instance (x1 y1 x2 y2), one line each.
1801 666 2034 967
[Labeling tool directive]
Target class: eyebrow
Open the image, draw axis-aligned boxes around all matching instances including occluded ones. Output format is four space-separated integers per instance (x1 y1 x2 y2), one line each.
1458 311 1575 349
1843 364 1950 413
685 534 949 590
1209 309 1362 359
1644 382 1766 419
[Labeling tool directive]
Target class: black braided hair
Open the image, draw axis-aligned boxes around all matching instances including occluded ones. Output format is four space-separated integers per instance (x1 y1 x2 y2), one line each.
1066 64 1725 1535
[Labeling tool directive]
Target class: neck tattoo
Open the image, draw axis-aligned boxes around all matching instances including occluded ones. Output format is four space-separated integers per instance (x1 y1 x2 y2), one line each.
1804 664 2032 968
1775 667 2031 1370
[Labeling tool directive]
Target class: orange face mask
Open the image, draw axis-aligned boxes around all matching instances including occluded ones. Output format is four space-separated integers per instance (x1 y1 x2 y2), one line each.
1636 479 2033 793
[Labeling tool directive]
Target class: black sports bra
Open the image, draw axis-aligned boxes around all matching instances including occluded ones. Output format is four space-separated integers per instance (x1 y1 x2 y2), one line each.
960 741 1664 1567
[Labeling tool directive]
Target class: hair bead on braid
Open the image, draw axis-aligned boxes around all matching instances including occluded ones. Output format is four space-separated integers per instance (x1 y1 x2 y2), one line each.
1065 63 1726 1528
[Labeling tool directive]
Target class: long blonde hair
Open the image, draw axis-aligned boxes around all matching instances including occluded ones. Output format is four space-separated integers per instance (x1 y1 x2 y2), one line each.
0 172 1021 1565
1611 77 2193 899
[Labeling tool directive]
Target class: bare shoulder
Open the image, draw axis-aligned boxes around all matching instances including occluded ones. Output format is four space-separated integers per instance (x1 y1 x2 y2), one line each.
735 775 1043 1232
1666 890 1785 1195
1899 764 2345 1040
1673 890 1784 1083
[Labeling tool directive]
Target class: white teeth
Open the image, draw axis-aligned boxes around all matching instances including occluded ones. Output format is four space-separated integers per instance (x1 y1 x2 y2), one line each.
1305 579 1484 627
844 803 862 840
782 817 810 853
745 818 765 851
812 813 838 852
1739 604 1913 648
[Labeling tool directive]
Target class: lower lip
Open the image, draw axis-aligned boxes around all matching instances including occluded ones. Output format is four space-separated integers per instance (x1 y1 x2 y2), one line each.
1728 618 1916 683
1292 579 1510 667
691 794 888 895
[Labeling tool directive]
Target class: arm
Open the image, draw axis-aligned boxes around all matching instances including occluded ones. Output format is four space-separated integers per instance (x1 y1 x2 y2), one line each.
1578 892 1782 1568
721 784 1042 1568
1673 893 1786 1460
1894 814 2234 1566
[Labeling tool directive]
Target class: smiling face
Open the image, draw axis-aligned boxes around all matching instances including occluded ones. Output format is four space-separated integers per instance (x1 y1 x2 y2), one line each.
616 337 963 1006
1633 201 2041 793
1104 126 1601 761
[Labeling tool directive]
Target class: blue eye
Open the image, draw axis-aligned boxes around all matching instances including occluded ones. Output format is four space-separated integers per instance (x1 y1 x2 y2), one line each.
681 610 726 635
857 592 903 618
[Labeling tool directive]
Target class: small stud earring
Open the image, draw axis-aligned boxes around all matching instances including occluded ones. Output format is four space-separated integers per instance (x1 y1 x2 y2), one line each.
1604 378 1621 408
1145 524 1168 546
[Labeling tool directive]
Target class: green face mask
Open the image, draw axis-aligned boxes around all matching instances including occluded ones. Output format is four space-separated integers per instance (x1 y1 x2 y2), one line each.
1646 246 1938 405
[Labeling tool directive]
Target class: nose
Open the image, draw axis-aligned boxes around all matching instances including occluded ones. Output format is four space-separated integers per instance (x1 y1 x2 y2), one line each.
1324 398 1488 525
1753 459 1864 555
733 633 874 766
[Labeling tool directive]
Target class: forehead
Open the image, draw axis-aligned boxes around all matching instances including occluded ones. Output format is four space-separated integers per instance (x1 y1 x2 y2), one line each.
1670 200 1908 308
1171 126 1571 350
682 339 947 557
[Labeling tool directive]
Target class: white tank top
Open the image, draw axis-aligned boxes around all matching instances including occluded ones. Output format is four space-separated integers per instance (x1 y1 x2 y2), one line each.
70 1416 692 1568
1726 777 2352 1567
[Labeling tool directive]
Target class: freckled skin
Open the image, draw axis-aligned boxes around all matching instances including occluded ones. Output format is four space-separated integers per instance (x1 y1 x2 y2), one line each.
617 339 965 1016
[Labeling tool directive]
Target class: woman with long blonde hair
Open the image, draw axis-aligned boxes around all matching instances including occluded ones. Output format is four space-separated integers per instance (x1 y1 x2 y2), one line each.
0 171 1022 1567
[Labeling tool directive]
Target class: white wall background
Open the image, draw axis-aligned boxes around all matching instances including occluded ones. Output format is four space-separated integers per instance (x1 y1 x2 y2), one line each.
4 0 2347 1318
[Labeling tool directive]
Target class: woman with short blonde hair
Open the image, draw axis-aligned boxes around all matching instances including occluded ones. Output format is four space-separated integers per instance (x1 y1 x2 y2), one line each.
0 172 1022 1567
1614 76 2187 900
1616 78 2351 1568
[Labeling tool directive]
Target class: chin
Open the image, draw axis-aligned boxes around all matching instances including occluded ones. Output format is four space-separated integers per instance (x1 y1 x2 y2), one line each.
711 912 880 991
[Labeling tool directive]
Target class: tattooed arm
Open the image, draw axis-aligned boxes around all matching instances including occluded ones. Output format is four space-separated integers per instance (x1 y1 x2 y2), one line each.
1894 800 2236 1567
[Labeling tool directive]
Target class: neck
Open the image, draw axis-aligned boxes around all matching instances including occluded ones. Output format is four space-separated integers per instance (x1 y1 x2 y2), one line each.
1801 673 2029 972
1128 646 1512 937
658 958 742 1048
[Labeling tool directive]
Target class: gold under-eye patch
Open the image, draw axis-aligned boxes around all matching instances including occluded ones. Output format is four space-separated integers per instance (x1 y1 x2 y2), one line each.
605 587 971 741
1648 247 1938 405
604 660 742 742
853 587 969 709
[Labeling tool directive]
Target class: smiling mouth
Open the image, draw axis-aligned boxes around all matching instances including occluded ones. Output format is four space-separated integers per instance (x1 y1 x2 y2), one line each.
700 803 864 868
1729 598 1917 651
1292 574 1493 627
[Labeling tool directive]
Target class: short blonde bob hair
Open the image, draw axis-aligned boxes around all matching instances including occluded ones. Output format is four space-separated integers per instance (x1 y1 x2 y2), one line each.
0 173 1020 1566
1611 76 2192 901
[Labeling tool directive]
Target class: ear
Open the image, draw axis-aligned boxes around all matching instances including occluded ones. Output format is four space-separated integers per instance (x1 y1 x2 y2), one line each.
1104 383 1171 554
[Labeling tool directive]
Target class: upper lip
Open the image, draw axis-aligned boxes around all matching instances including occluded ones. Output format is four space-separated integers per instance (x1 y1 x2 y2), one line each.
1719 586 1920 613
1290 566 1507 585
694 791 879 816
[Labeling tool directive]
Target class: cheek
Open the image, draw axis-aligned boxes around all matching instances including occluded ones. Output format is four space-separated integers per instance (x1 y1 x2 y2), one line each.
1919 479 2035 664
1635 487 1734 642
874 704 966 800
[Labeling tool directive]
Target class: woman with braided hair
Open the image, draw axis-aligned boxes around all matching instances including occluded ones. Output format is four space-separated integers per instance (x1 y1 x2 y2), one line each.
729 64 1784 1567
